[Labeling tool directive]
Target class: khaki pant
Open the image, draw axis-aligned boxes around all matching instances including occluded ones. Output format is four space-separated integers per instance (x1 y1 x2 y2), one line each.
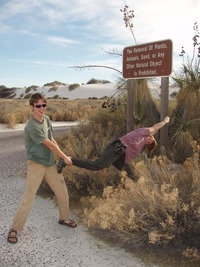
11 160 70 231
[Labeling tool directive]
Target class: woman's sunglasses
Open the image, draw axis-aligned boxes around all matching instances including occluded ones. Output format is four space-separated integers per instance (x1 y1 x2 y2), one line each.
34 104 47 108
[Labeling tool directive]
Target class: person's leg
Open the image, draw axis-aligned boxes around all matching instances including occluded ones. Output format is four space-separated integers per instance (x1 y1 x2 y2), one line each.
10 161 45 232
57 143 120 174
123 163 138 181
112 155 125 171
71 143 120 170
44 165 76 227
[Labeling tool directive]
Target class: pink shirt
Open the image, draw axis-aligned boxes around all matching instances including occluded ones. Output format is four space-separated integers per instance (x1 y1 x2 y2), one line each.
119 128 149 163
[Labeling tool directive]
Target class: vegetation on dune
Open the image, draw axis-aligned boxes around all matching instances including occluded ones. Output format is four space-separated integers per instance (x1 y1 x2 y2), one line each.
68 83 80 91
86 78 111 84
43 81 66 87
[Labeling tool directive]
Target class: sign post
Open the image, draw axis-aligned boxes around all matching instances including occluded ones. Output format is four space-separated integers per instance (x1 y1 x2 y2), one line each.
123 39 172 147
160 77 169 149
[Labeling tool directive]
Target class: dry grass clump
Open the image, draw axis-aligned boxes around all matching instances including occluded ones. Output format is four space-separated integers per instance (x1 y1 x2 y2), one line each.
0 99 105 127
0 99 31 127
65 166 120 197
46 99 105 122
79 143 200 259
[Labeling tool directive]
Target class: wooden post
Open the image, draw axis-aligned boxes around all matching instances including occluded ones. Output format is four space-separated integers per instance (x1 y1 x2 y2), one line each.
160 77 169 149
126 79 134 133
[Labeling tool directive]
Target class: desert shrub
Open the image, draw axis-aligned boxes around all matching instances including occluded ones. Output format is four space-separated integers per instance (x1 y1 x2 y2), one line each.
86 78 110 84
25 87 32 94
44 81 66 86
48 86 58 92
24 93 32 99
25 85 38 91
53 95 60 99
80 143 200 258
46 99 104 121
25 85 38 94
0 99 31 126
169 122 198 163
89 99 126 131
68 83 80 91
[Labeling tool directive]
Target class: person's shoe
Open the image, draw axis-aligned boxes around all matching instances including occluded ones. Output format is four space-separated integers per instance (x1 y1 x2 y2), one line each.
58 219 77 228
7 229 18 244
57 158 67 174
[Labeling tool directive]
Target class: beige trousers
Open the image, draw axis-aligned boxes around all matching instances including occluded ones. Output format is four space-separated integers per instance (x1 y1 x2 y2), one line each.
11 160 70 231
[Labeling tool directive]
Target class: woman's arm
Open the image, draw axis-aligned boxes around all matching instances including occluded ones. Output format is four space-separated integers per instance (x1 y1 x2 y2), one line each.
149 116 170 135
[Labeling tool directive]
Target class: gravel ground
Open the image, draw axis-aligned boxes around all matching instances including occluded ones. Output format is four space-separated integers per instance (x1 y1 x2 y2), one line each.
0 125 152 267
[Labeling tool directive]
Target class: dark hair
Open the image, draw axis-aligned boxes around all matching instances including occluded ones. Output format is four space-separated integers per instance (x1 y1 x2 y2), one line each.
29 93 46 106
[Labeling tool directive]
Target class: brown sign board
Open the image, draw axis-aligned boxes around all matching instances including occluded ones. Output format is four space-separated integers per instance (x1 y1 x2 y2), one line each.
123 39 173 79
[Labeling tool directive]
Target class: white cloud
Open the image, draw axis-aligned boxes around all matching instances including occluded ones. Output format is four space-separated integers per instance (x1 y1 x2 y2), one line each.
46 36 79 46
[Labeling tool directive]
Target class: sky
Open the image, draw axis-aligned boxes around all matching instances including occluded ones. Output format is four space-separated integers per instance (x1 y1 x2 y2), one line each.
0 0 199 88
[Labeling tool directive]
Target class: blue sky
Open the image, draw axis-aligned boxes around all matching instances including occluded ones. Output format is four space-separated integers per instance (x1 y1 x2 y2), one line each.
0 0 199 87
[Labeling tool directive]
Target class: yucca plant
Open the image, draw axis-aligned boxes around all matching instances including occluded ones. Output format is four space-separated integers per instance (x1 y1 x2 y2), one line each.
173 63 200 120
170 23 200 162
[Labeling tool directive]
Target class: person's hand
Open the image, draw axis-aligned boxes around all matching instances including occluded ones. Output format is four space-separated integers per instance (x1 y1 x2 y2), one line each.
64 156 72 165
164 116 170 124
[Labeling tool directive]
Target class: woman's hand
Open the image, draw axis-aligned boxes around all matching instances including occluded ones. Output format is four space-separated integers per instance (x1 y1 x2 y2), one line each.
163 116 170 124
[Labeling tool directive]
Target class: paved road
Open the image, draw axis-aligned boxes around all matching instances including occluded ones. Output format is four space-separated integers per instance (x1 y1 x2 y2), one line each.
0 126 147 267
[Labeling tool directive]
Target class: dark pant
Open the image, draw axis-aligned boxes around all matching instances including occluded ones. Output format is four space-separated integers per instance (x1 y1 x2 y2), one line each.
71 140 136 180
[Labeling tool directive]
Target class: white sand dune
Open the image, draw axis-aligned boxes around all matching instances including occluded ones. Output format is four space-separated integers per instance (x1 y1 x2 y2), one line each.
12 81 179 100
13 83 118 100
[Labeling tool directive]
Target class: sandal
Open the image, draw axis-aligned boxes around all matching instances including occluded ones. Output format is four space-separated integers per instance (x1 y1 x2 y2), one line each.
58 219 77 228
7 229 18 244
